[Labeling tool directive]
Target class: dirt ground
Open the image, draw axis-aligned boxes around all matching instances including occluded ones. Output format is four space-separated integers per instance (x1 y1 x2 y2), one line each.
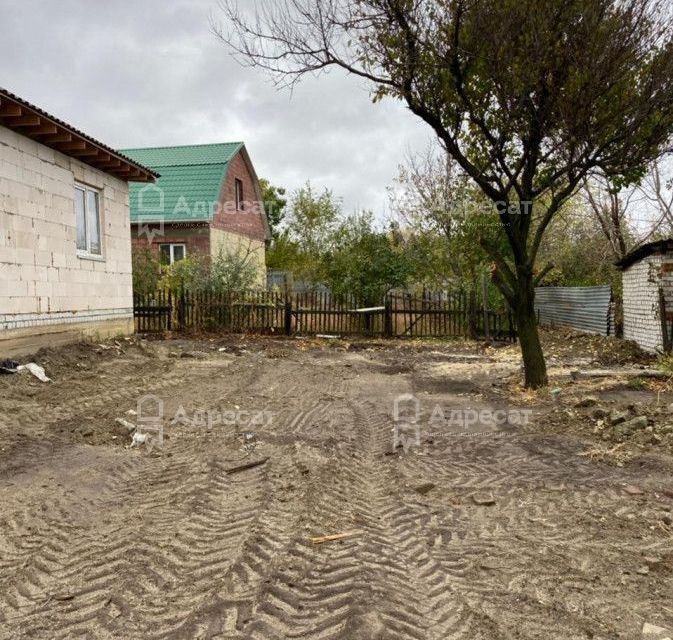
1 331 672 639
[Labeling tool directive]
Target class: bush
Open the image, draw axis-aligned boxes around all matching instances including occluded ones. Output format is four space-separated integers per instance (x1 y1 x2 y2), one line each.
157 255 206 291
154 246 260 293
209 247 259 292
132 249 161 292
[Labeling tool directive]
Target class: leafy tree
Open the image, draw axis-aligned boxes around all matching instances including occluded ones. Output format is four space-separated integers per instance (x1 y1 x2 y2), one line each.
391 143 507 287
396 228 456 291
324 212 413 304
638 161 673 233
259 178 287 237
391 144 511 335
208 246 260 291
157 255 205 291
287 182 340 256
217 0 673 387
392 145 484 283
267 183 412 298
265 233 303 273
267 182 341 281
537 200 622 288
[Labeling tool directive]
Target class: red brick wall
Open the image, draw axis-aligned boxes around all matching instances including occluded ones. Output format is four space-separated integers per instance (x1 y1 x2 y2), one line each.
131 223 211 259
212 149 268 242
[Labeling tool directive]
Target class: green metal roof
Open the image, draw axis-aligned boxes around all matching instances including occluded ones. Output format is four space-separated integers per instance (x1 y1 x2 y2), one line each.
119 143 244 222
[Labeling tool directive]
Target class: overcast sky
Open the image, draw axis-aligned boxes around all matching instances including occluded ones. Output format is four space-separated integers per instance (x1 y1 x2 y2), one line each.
0 0 431 217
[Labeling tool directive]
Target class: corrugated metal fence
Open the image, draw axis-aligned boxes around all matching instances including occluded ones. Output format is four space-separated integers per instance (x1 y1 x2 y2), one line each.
535 286 613 336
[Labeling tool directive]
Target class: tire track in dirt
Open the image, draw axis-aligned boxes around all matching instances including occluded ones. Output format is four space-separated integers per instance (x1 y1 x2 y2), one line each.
129 358 340 638
1 344 673 638
239 376 471 639
392 412 673 639
0 353 324 638
348 399 508 640
0 357 257 638
222 385 378 639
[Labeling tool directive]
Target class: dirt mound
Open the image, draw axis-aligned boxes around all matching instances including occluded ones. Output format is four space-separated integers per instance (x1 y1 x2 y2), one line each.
540 327 653 366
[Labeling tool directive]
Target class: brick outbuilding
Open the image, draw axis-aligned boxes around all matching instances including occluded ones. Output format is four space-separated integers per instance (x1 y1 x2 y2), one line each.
617 239 673 352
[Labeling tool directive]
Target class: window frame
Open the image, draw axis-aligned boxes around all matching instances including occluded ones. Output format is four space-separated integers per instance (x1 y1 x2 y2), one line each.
235 178 244 211
159 243 187 265
75 182 103 259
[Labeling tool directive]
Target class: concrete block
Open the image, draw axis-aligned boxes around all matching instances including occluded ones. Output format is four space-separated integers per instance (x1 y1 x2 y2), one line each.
5 296 38 314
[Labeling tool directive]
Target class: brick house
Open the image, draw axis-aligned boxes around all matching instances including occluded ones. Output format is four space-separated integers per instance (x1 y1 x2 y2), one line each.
120 143 271 286
0 88 157 356
617 239 673 352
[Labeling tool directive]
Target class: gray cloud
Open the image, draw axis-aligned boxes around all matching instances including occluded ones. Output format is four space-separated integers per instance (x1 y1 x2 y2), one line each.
0 0 431 216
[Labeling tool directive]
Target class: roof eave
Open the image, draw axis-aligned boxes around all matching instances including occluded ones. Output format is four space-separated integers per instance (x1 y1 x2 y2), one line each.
229 144 273 242
616 239 673 270
130 218 211 225
0 88 158 183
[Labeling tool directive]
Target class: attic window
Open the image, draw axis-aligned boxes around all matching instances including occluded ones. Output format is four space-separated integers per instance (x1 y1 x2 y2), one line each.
235 178 244 211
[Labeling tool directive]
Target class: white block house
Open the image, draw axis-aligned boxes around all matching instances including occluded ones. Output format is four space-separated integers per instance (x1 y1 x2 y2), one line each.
0 88 157 356
617 239 673 352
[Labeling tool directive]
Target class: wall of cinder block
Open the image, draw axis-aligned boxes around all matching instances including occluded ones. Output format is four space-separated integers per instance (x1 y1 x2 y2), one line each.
0 125 134 345
622 255 668 352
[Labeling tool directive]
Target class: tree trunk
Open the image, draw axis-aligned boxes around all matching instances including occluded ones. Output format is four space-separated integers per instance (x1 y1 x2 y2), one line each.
514 276 548 388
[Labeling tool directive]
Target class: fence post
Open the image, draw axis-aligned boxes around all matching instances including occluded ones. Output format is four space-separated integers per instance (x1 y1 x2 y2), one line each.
284 298 293 336
508 310 516 343
178 284 186 332
167 289 172 331
384 295 393 337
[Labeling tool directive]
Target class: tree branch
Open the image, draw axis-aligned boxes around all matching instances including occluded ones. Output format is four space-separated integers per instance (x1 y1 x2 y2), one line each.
533 262 554 287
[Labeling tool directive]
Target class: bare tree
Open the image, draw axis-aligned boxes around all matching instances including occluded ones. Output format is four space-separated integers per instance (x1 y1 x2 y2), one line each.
392 144 477 247
583 175 637 261
584 159 673 261
637 160 673 232
215 0 673 387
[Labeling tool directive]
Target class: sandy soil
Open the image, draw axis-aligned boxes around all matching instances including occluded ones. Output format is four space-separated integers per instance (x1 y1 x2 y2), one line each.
0 333 672 639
